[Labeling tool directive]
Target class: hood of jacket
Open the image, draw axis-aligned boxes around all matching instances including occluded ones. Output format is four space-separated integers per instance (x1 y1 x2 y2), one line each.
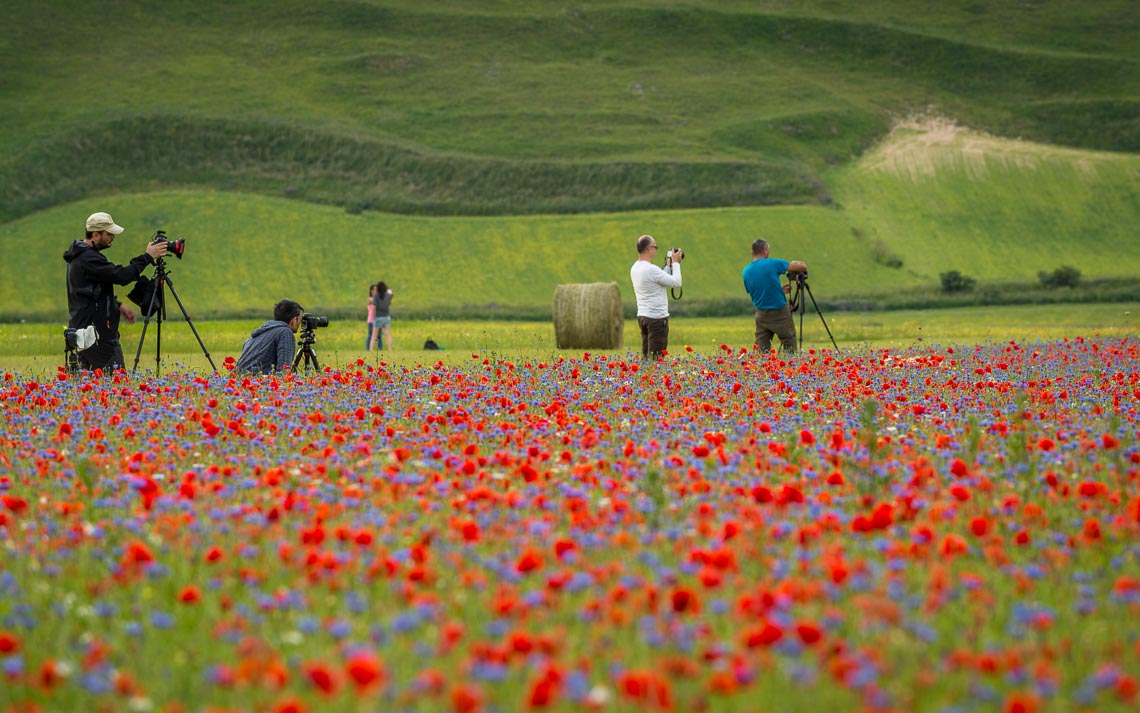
63 240 92 264
249 320 293 338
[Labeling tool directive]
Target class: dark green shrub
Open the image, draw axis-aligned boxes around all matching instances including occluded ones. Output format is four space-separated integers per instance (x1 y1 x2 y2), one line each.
872 240 903 269
1038 265 1082 288
940 271 976 293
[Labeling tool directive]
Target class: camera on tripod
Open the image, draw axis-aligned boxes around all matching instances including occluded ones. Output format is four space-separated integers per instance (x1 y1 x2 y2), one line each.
151 230 186 259
301 313 329 330
666 247 685 263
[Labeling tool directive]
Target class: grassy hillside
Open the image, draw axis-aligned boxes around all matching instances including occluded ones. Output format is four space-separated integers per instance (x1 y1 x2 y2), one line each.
830 118 1140 281
5 121 1137 322
1 1 1137 220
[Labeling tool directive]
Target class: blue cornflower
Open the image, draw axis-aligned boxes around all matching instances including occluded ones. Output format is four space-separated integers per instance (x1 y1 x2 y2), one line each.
2 655 25 677
149 611 175 629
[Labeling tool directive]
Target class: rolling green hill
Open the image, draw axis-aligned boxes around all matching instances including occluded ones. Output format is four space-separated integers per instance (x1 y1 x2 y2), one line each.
1 1 1136 220
5 120 1137 321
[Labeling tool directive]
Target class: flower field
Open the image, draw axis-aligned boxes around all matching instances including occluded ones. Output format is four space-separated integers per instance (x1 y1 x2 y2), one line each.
1 338 1138 712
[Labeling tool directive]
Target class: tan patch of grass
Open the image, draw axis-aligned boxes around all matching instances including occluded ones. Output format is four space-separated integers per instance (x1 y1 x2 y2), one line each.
862 115 1133 182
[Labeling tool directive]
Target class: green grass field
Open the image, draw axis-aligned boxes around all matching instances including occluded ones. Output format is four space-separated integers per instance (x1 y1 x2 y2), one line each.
3 303 1135 378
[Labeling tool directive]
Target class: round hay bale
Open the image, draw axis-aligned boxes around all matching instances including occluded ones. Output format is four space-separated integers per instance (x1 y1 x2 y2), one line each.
552 282 623 349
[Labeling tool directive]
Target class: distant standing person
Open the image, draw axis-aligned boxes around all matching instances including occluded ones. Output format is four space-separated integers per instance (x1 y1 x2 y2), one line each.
370 281 393 351
365 284 377 350
742 238 806 353
629 234 682 360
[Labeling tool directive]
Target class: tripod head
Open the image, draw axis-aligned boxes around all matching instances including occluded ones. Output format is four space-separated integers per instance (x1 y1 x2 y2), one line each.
292 328 321 371
297 327 318 346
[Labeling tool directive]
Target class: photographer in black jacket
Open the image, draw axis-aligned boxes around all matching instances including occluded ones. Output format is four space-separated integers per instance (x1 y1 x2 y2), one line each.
63 212 167 371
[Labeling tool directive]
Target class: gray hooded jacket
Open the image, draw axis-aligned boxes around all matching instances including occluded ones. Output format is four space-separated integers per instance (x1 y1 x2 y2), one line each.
235 320 295 374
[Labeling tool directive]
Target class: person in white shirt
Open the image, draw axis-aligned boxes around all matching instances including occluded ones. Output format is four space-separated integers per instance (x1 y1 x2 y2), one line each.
629 234 682 360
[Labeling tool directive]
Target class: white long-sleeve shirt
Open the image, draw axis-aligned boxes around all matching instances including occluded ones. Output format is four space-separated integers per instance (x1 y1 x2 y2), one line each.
630 260 681 319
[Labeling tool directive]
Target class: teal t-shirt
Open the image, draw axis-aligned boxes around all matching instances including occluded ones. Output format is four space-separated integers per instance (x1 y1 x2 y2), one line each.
742 258 790 310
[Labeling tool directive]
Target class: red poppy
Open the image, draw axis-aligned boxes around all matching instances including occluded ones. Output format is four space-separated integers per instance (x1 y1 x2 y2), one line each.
949 485 971 502
0 630 19 654
305 661 338 695
671 587 699 614
743 622 783 648
969 517 989 537
345 652 386 690
796 621 823 645
1002 691 1040 713
2 495 29 514
516 549 543 574
271 697 309 713
451 684 483 713
122 540 155 568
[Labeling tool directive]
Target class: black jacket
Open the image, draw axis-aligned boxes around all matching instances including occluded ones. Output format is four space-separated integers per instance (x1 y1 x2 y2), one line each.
63 240 154 343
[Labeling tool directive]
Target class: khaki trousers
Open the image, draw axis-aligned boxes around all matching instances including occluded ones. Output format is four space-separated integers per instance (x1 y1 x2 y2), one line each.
755 308 797 353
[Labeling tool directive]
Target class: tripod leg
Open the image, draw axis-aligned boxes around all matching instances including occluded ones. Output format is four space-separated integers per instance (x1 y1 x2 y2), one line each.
797 293 805 353
155 304 162 374
162 277 217 371
790 283 805 354
803 283 840 352
132 277 164 373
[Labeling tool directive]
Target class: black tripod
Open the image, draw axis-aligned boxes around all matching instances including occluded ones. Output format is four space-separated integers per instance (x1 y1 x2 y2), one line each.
788 272 839 352
292 327 320 371
132 259 216 375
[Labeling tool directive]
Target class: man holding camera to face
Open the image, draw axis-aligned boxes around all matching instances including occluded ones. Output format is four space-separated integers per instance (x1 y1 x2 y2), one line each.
630 234 683 360
743 238 806 353
63 211 168 371
235 299 304 374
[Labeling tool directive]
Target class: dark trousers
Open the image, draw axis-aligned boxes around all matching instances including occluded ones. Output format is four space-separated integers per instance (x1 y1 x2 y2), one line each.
637 316 669 360
755 309 797 353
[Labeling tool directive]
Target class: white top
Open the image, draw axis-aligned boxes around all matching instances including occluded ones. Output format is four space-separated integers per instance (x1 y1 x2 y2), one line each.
630 260 682 319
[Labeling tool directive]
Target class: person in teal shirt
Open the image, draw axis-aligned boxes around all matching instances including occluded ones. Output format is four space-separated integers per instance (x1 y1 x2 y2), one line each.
742 238 806 352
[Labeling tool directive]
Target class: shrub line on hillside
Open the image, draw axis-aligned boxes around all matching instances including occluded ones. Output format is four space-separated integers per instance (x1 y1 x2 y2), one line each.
0 116 822 223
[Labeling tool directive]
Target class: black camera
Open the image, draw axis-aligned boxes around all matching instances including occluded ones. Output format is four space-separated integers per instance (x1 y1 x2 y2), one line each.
64 325 97 351
301 313 329 330
151 230 186 259
666 247 684 262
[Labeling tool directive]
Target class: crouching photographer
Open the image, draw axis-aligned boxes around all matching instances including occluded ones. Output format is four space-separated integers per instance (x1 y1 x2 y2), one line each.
63 211 168 371
235 299 309 374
